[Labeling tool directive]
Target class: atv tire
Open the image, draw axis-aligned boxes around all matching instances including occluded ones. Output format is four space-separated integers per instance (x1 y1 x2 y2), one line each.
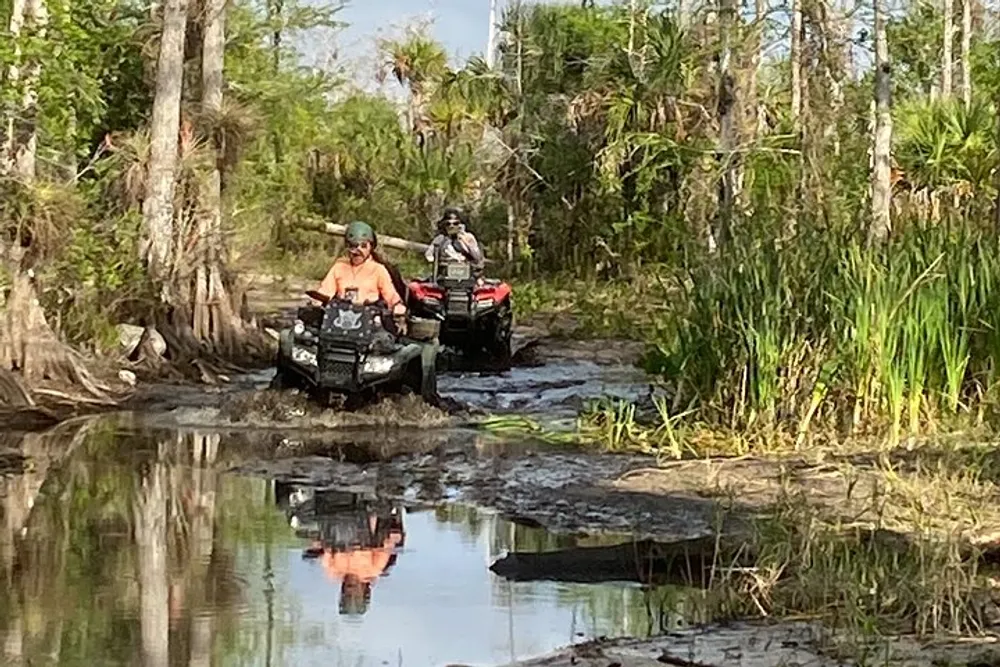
402 342 438 402
487 301 513 367
271 332 301 391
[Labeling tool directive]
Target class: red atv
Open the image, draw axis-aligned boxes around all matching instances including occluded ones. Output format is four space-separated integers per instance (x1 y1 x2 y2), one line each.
406 257 513 367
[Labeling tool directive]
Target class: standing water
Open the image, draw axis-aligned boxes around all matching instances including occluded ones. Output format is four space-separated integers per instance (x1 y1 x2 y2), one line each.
0 418 693 667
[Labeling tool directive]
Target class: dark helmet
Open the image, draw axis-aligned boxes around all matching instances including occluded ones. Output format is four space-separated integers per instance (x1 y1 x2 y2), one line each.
339 576 372 616
438 206 468 232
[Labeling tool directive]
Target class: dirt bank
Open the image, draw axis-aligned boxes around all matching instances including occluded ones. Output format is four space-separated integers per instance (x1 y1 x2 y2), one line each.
494 621 1000 667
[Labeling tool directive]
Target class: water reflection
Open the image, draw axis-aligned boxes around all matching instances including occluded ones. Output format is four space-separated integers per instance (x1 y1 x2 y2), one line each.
0 419 694 666
284 492 405 616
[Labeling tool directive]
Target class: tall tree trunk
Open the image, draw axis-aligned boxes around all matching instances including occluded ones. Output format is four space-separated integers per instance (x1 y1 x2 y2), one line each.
1 0 27 178
266 0 283 164
749 0 766 137
716 0 738 246
994 88 1000 234
192 0 239 354
960 0 972 107
142 0 189 284
942 0 954 97
790 0 804 124
487 0 499 68
2 0 46 182
870 0 893 242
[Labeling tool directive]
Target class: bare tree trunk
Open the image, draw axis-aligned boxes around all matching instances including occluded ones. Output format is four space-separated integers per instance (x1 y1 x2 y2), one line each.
2 0 46 182
960 0 972 107
942 0 954 98
0 0 28 178
790 0 804 124
266 0 283 164
995 90 1000 234
135 453 169 667
192 0 239 355
749 0 766 137
870 0 893 242
142 0 189 283
506 202 516 262
716 0 738 246
487 0 499 68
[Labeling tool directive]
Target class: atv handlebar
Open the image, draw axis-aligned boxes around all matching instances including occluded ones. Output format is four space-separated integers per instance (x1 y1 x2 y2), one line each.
305 289 331 304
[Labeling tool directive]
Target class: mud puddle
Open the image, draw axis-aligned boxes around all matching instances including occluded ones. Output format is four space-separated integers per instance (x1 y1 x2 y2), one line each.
438 359 648 417
1 419 702 667
130 336 650 432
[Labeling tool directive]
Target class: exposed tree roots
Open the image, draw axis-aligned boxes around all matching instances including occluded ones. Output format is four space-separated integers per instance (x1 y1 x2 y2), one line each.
130 274 274 385
0 269 115 409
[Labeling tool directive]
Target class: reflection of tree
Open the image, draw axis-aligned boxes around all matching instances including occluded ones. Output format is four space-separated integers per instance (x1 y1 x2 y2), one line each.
135 440 169 667
0 422 268 666
0 418 95 664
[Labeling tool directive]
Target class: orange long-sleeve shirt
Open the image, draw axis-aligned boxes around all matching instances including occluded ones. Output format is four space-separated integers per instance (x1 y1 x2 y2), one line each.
316 257 402 307
321 547 394 584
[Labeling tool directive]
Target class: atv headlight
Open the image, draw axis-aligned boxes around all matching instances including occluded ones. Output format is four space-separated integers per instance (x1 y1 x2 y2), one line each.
293 319 305 335
475 298 494 310
362 355 395 375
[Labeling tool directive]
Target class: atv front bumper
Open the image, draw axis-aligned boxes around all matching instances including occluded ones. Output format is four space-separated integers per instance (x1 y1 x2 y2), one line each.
277 330 423 394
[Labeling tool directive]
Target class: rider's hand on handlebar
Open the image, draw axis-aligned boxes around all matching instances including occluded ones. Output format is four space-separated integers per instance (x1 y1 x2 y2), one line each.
392 303 406 316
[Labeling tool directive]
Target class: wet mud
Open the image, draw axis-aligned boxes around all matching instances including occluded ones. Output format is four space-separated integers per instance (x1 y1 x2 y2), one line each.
226 428 749 543
497 621 1000 667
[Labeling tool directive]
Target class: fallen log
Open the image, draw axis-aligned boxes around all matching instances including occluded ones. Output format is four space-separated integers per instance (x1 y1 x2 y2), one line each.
305 220 431 254
306 220 497 264
489 536 749 587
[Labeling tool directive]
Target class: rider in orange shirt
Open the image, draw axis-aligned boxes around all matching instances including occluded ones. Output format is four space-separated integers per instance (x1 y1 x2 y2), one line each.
306 506 405 616
315 221 406 316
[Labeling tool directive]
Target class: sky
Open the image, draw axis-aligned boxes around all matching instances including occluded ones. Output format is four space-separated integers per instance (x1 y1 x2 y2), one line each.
299 0 612 91
339 0 493 64
297 0 499 90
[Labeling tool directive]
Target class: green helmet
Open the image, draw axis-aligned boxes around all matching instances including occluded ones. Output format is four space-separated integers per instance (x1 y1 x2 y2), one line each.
344 221 375 245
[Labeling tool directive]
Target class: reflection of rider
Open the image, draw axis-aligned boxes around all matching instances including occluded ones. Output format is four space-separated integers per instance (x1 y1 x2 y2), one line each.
316 221 406 316
305 506 405 616
426 207 485 274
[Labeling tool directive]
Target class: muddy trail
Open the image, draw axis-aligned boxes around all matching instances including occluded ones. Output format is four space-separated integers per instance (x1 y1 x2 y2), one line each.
126 275 651 429
6 277 1000 666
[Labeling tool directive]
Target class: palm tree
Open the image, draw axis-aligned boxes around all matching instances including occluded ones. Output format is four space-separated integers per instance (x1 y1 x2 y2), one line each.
377 30 449 138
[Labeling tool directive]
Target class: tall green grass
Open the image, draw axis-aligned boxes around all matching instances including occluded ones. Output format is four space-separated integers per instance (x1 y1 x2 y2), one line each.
643 224 1000 440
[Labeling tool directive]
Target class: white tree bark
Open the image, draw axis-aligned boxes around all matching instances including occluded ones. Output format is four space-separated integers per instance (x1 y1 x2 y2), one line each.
486 0 498 68
747 0 766 138
141 0 189 283
790 0 804 124
2 0 46 182
717 0 738 245
870 0 893 242
960 0 972 107
942 0 954 97
195 0 240 351
1 0 28 178
13 0 47 183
